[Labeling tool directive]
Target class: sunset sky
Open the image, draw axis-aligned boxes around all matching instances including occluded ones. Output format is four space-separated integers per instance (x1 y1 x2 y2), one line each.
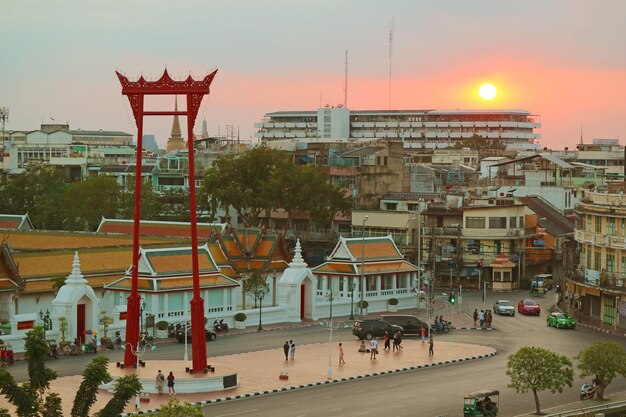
2 1 626 149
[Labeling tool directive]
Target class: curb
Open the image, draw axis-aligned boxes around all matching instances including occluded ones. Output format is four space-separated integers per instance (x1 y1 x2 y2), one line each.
120 348 498 416
577 322 625 336
455 327 495 331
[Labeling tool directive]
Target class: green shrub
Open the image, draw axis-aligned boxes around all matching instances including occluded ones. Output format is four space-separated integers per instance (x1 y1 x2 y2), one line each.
234 312 247 322
356 300 369 309
388 298 399 306
156 320 169 331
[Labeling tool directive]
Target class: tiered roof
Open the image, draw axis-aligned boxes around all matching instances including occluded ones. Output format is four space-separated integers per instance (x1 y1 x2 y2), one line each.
312 236 417 276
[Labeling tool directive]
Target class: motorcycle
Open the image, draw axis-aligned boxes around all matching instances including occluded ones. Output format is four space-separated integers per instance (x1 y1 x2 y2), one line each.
580 383 596 400
213 319 229 333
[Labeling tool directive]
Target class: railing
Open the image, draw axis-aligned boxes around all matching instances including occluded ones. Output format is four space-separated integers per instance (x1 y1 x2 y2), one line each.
545 400 626 417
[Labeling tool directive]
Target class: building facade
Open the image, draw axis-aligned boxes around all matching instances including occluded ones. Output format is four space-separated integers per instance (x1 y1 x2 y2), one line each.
256 107 541 149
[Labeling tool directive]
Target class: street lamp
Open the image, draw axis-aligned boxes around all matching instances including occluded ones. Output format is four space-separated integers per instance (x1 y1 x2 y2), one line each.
349 281 356 321
122 342 157 410
360 215 368 317
326 290 334 380
139 298 146 335
39 309 52 341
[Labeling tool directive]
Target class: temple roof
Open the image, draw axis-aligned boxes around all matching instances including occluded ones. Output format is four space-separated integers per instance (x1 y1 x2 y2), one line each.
96 218 226 239
0 214 34 231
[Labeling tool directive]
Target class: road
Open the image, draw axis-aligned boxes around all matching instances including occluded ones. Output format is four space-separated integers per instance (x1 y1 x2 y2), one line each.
8 290 626 416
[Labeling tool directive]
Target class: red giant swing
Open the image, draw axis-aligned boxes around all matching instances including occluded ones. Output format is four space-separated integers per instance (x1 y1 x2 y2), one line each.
116 69 218 373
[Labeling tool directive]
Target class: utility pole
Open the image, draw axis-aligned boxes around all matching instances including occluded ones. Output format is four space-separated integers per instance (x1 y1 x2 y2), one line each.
0 106 8 149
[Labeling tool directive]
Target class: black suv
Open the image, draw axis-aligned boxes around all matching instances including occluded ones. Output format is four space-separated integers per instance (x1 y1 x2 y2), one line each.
380 315 428 335
176 327 217 343
352 319 403 340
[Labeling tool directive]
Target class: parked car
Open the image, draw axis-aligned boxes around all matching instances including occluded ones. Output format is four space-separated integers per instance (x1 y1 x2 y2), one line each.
352 319 403 340
517 299 541 316
547 312 576 329
493 300 515 316
380 315 428 335
176 327 217 343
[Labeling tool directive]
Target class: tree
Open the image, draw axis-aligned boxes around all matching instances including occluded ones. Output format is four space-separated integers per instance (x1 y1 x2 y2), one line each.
243 271 270 310
49 276 66 294
119 176 165 221
0 328 141 417
60 176 121 231
576 341 626 399
0 163 67 229
145 397 204 417
506 346 573 414
200 145 351 228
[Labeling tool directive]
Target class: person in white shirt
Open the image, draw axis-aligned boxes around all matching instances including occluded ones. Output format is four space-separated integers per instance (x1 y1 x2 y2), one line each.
370 338 378 359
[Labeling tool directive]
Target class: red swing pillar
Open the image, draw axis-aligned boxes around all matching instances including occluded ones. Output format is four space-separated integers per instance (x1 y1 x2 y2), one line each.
116 69 218 372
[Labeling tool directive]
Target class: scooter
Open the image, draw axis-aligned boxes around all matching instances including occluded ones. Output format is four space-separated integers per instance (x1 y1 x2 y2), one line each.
580 383 596 400
213 319 229 333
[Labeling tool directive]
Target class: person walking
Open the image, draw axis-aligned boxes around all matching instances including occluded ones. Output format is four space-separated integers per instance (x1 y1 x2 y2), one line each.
338 342 346 365
167 371 176 395
92 336 98 353
383 331 391 351
473 309 479 327
479 310 485 328
155 369 165 395
370 338 378 360
289 340 296 360
428 335 434 356
420 326 427 343
283 341 290 361
486 310 493 328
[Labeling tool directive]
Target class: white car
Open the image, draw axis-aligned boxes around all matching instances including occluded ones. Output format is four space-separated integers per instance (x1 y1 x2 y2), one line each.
493 300 515 316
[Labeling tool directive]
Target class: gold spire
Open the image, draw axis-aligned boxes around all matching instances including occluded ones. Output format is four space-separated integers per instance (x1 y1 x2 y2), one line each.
166 96 186 152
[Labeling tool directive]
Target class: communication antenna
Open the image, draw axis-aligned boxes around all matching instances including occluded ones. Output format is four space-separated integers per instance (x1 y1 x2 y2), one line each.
0 106 8 148
388 17 393 110
344 49 348 108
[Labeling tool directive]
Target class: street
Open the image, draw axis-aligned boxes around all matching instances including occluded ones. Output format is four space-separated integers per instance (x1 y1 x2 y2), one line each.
6 289 626 416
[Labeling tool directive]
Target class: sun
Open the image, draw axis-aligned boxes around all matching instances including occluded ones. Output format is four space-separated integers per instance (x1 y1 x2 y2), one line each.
479 83 497 100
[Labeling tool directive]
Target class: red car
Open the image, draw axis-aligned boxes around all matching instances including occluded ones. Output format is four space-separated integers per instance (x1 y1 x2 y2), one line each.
518 299 541 315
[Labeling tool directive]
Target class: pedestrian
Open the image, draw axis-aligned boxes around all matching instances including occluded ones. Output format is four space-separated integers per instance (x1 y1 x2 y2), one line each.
420 326 427 343
473 309 478 326
383 331 391 351
338 342 345 365
393 331 403 352
155 369 165 395
358 340 367 353
283 341 289 361
370 338 378 360
479 310 485 328
167 371 175 395
92 336 98 353
428 335 434 356
290 340 296 360
486 310 493 328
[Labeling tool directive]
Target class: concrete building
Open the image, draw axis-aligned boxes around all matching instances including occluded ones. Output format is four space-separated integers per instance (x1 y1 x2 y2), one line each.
256 108 541 149
141 134 159 152
570 190 626 331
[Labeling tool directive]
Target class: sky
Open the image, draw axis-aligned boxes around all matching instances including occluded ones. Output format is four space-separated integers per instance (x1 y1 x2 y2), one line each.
2 0 626 149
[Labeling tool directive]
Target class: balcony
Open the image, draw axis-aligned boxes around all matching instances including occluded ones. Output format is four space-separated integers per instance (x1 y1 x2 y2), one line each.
601 271 626 289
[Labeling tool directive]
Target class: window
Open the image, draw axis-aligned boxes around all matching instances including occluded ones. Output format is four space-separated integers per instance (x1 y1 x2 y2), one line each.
586 215 592 232
621 219 626 237
489 217 507 228
509 217 517 228
466 217 485 228
607 254 615 272
594 252 601 271
586 250 591 269
467 240 481 254
519 216 525 227
621 256 626 274
385 202 397 211
595 217 602 233
382 274 394 289
494 240 502 254
607 218 616 235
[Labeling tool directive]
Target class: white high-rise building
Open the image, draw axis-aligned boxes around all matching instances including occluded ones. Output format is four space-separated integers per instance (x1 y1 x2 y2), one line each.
255 107 541 149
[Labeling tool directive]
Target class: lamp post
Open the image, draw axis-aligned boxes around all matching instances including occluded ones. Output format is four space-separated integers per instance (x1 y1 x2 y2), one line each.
360 215 368 317
139 298 146 335
326 290 334 380
39 309 52 341
122 342 156 410
349 281 355 321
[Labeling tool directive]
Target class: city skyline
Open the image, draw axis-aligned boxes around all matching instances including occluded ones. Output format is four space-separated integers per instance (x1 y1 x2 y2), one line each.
2 1 626 148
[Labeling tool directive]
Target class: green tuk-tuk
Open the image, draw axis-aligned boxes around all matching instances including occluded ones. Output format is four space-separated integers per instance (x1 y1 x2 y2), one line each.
463 389 499 417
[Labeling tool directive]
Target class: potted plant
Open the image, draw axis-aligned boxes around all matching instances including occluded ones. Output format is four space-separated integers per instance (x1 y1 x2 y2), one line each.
58 316 70 353
100 311 114 349
156 320 169 338
234 312 247 330
387 298 399 312
356 300 369 315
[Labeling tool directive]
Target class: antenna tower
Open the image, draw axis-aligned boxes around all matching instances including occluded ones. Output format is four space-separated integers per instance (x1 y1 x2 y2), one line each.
0 107 8 149
388 18 393 110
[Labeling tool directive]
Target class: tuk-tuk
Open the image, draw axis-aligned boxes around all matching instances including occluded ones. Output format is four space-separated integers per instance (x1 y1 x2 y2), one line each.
463 389 499 417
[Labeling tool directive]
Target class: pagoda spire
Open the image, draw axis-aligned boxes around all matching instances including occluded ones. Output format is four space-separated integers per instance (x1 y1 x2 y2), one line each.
166 96 186 151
